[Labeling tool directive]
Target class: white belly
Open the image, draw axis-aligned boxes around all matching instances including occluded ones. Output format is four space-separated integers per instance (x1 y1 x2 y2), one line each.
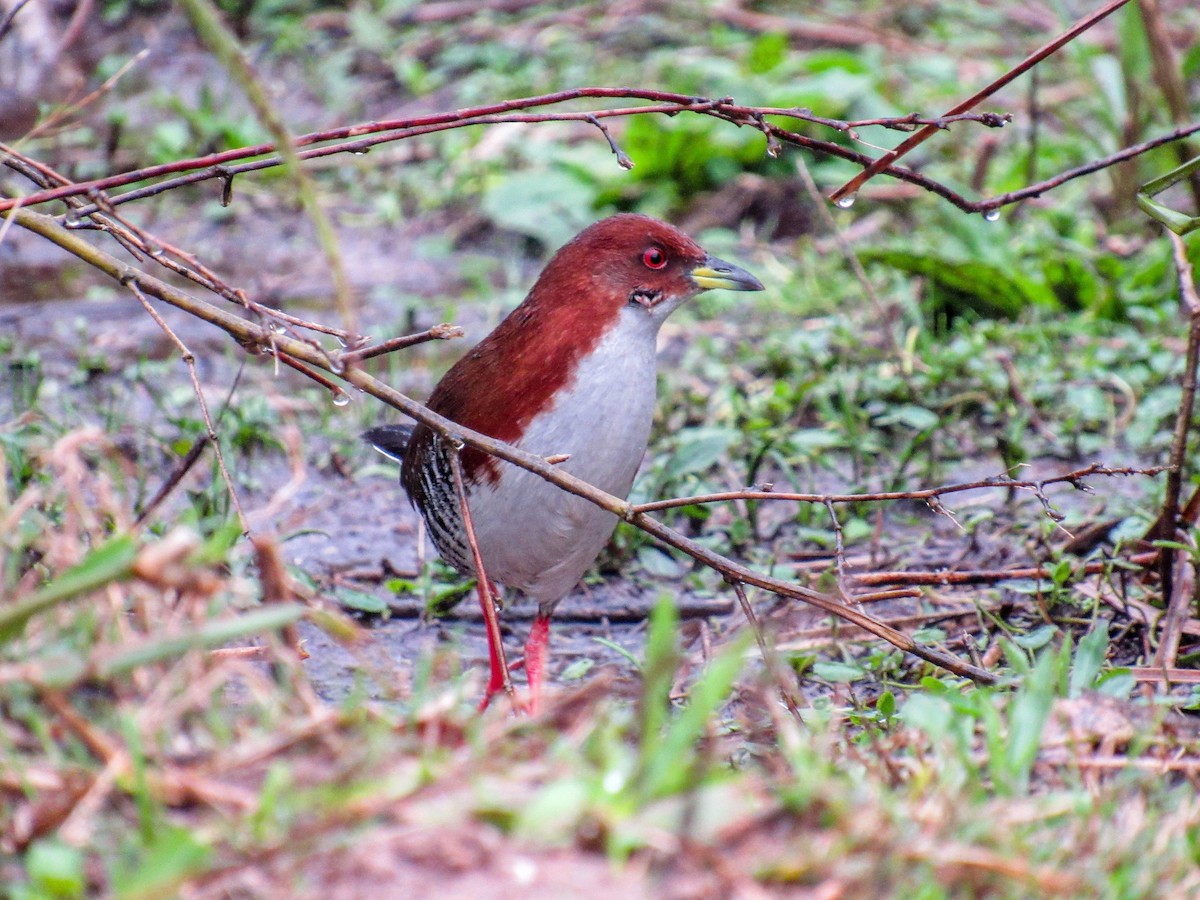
467 308 660 607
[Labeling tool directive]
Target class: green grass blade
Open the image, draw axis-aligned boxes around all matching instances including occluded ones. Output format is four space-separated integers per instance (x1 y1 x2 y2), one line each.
638 631 750 798
0 534 138 641
98 604 307 677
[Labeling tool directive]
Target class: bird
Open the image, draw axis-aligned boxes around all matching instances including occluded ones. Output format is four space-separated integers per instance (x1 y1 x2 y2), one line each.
365 213 763 712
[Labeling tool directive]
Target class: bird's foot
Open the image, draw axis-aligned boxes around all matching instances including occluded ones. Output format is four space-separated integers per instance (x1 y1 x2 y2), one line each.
476 615 552 715
522 615 552 716
476 668 512 713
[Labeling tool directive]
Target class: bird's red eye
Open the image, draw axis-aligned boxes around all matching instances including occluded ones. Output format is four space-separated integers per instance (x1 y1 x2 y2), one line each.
642 247 667 269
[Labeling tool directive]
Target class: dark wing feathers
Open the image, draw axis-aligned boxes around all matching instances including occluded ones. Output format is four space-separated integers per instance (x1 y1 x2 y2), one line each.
362 424 415 463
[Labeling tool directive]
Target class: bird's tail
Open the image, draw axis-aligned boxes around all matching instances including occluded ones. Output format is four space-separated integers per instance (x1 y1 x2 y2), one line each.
362 424 415 462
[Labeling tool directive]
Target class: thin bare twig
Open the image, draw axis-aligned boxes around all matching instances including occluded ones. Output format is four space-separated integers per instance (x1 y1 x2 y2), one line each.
448 445 517 709
633 463 1165 514
342 324 465 363
0 0 32 44
848 552 1161 588
980 121 1200 214
728 580 803 723
27 48 149 140
271 352 351 404
586 114 634 169
824 498 849 590
829 0 1135 203
124 280 250 535
1152 232 1200 668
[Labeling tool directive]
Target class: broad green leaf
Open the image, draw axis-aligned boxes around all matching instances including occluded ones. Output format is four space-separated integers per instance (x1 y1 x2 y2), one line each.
1069 620 1110 697
110 824 211 899
638 630 749 798
813 660 866 683
664 428 738 480
481 169 596 248
900 692 953 739
638 546 685 579
862 248 1059 319
874 404 940 432
1003 648 1058 792
25 840 85 899
337 588 389 615
1012 624 1058 651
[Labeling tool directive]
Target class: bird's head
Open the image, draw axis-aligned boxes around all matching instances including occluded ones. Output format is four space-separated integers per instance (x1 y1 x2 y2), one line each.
525 213 764 324
409 214 763 486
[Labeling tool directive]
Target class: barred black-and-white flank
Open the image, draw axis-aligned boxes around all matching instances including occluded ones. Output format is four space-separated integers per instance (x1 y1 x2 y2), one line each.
404 433 474 575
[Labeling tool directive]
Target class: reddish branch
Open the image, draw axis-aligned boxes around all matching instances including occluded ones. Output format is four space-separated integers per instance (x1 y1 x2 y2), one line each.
848 552 1160 588
342 324 465 363
0 93 1028 219
633 464 1166 515
6 102 1196 227
0 91 843 210
829 0 1136 203
979 121 1200 214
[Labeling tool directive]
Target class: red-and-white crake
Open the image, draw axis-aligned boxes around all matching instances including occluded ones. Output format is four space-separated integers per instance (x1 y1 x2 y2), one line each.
365 214 762 711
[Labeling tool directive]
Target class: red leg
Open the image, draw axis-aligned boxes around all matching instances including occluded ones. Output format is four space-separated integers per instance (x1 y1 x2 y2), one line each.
523 614 552 714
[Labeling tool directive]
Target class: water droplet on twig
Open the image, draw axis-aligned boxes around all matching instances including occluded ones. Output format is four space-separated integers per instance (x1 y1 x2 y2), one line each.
835 193 857 209
331 391 350 407
983 208 1001 222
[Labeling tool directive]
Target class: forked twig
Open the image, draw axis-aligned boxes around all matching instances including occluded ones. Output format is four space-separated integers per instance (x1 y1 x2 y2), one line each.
829 0 1135 203
133 435 210 528
124 280 250 534
728 580 803 724
135 364 245 528
633 464 1165 514
342 324 465 363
